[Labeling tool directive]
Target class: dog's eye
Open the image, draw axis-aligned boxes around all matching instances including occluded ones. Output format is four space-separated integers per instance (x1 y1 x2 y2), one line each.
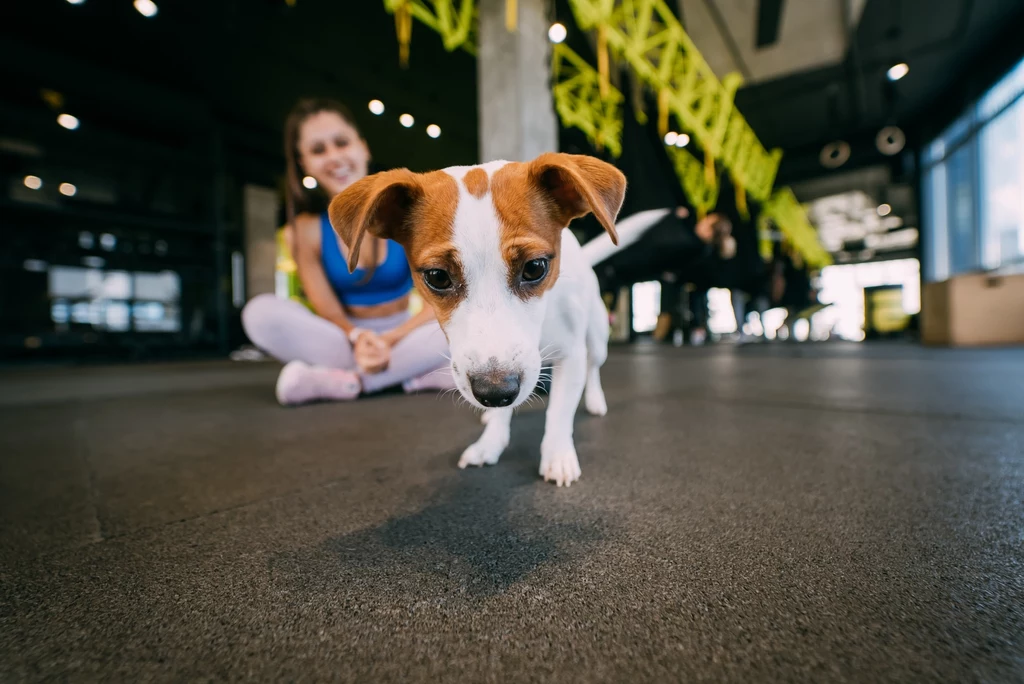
423 269 454 292
521 258 549 283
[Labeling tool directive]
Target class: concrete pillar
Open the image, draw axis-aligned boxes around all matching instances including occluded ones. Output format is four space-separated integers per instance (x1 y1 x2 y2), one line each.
476 0 558 162
242 184 280 301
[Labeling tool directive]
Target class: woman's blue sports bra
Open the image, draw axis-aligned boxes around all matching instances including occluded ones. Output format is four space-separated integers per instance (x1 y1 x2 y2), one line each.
319 211 414 307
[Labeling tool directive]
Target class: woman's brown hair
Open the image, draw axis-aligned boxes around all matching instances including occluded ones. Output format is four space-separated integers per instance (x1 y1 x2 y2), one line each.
283 97 378 282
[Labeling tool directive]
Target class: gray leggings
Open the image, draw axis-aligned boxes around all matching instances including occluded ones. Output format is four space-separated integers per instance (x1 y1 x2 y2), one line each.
241 294 451 394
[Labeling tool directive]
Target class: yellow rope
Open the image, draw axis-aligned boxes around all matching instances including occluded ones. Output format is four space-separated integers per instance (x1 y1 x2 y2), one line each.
632 77 648 124
704 144 714 185
657 87 669 137
506 0 517 31
735 180 749 220
597 24 609 100
395 0 412 67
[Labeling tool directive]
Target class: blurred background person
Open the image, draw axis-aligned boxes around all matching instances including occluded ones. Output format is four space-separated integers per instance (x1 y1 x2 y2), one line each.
684 212 736 346
241 98 455 406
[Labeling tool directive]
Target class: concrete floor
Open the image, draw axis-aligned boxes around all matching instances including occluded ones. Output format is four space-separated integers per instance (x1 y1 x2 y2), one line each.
2 343 1023 682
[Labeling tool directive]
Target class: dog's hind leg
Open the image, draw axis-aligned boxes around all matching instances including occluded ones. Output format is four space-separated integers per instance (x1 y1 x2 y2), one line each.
459 407 512 469
584 365 607 417
583 291 610 417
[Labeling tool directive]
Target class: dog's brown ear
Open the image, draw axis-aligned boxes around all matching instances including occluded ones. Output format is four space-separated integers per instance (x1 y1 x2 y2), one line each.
327 169 422 273
528 152 627 245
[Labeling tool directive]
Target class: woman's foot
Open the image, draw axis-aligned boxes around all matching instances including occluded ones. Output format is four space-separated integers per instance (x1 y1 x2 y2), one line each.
402 366 458 393
275 360 362 406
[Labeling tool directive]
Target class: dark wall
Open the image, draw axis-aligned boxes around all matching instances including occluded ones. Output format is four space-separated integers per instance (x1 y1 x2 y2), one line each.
0 0 480 363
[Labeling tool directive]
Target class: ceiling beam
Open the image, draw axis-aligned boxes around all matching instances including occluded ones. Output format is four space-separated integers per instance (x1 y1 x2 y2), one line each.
701 0 753 80
756 0 785 48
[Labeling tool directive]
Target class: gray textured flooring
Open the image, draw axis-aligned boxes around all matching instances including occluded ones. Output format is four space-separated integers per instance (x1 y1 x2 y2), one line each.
2 343 1023 682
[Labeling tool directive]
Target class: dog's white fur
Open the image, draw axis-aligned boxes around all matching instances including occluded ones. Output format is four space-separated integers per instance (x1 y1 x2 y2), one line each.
329 154 666 486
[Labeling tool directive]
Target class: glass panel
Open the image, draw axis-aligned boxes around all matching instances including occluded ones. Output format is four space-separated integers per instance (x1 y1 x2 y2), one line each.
46 267 181 333
922 163 949 282
132 302 182 332
978 57 1024 122
49 266 103 298
103 301 131 332
979 97 1024 270
707 288 737 334
134 271 181 302
924 111 974 166
102 271 132 299
631 281 661 333
818 258 921 341
945 140 977 275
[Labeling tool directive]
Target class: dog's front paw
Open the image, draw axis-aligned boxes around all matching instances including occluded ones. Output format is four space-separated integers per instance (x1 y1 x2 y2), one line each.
539 442 581 487
458 441 503 469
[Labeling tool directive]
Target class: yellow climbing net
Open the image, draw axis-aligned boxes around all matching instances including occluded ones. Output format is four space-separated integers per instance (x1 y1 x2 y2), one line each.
666 146 718 220
381 0 830 267
382 0 478 64
760 188 832 269
551 43 624 158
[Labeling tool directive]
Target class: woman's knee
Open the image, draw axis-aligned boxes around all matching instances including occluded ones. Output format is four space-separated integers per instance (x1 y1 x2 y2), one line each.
241 293 281 346
407 321 451 360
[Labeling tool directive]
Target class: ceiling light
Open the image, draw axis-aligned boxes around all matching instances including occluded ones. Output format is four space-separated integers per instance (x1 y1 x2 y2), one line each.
399 113 414 128
877 203 892 216
820 140 850 168
674 133 690 147
67 0 86 4
59 182 77 197
57 113 79 130
876 125 905 155
302 176 318 189
426 124 441 138
664 131 678 145
23 175 43 190
134 0 158 18
886 62 909 81
548 23 567 43
368 99 385 115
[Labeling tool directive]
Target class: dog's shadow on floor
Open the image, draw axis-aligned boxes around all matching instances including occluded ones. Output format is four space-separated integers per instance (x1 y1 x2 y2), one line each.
269 412 617 601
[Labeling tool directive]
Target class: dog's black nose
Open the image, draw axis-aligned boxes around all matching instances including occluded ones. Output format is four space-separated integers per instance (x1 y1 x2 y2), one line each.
469 371 522 407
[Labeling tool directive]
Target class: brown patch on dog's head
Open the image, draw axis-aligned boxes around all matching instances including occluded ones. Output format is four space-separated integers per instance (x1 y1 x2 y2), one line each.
490 153 627 301
462 168 489 199
491 163 562 300
327 169 464 325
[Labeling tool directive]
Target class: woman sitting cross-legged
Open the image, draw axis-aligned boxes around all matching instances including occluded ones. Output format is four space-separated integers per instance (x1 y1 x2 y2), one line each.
242 97 456 406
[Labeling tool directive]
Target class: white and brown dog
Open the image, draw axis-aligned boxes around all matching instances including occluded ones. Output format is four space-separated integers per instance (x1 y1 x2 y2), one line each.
329 153 666 486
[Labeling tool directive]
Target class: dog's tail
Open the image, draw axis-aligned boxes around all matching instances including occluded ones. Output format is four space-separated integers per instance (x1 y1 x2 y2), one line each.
580 207 670 268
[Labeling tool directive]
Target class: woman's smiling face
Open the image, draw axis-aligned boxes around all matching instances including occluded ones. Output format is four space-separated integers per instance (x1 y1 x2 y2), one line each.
297 110 370 197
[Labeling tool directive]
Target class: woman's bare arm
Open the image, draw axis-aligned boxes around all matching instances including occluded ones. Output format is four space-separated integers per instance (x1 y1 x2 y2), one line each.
292 213 357 335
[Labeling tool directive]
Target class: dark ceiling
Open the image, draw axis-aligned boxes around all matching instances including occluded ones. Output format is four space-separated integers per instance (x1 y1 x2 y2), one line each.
734 0 1024 182
1 0 1022 287
1 0 482 184
8 0 1020 185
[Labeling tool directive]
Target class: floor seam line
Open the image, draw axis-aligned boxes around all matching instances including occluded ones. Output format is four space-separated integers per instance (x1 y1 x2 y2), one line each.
73 415 106 544
605 392 1024 425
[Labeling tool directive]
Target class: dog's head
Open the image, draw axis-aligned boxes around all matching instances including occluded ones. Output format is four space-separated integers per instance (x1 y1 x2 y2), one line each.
328 152 626 410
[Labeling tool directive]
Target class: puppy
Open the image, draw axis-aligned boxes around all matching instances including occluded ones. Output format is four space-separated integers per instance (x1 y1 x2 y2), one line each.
329 152 662 486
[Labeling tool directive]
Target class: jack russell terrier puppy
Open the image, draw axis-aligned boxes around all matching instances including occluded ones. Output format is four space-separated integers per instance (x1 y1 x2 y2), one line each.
329 152 667 486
